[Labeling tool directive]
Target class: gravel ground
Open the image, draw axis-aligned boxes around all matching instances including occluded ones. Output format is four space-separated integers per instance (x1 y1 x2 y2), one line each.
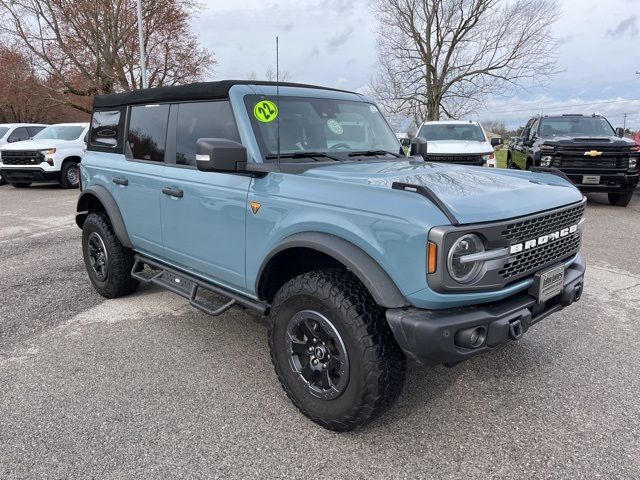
0 183 639 479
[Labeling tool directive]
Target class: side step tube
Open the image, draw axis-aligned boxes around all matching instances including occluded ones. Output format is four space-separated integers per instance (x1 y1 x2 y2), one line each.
131 255 269 316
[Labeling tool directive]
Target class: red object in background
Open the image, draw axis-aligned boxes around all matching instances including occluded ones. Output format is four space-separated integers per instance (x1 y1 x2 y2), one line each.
635 132 640 145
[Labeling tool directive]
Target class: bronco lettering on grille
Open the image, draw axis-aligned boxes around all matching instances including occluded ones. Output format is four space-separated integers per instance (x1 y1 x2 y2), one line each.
509 224 579 254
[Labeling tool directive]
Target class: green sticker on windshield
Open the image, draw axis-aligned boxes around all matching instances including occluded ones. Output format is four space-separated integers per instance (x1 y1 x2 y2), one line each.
327 119 343 135
254 100 279 123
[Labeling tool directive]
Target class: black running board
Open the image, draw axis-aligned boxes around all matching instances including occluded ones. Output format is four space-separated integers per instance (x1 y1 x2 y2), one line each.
131 255 269 316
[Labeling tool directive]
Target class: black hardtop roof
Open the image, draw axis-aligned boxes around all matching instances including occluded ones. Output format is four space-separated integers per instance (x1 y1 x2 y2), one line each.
93 80 355 109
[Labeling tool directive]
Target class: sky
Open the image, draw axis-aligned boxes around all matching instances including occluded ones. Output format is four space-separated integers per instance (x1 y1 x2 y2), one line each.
193 0 640 130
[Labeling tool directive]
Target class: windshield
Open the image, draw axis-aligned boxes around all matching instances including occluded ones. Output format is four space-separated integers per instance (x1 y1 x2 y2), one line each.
245 96 401 159
0 127 9 138
34 125 84 141
539 117 615 137
418 124 486 142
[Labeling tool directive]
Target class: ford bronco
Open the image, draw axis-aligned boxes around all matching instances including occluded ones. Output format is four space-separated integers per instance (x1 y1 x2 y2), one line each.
507 114 639 206
77 81 586 431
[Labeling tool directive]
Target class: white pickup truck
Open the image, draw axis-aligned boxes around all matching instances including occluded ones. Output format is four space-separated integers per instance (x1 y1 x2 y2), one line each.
415 120 499 167
0 123 89 188
0 123 48 185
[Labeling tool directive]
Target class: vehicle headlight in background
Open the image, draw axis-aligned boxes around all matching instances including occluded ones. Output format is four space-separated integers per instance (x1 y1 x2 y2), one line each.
482 152 496 168
447 234 485 284
629 158 637 170
541 156 553 167
40 148 56 166
40 148 56 155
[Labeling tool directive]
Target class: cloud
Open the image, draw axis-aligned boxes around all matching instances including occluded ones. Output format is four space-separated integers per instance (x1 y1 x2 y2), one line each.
326 27 354 51
606 15 638 38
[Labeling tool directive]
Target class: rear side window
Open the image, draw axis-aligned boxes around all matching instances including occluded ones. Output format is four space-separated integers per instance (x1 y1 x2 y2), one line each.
175 101 240 166
27 126 45 137
91 111 121 148
127 104 170 162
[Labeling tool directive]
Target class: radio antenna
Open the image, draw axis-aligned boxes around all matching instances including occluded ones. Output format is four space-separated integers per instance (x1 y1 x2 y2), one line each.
276 36 281 167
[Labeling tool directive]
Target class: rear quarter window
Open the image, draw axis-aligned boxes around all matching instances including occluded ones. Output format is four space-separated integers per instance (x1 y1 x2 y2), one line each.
90 110 125 152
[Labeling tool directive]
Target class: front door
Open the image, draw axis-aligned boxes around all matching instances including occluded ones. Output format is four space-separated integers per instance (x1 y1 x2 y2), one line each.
160 101 251 292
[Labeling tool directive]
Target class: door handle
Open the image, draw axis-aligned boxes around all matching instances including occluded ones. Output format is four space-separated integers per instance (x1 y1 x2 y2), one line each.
113 177 128 186
162 187 184 198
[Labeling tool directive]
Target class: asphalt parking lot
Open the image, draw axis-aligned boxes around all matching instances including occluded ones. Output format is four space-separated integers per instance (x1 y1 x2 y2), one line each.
1 184 639 479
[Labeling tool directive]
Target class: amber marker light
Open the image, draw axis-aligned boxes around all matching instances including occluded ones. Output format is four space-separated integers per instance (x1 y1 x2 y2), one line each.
427 242 437 274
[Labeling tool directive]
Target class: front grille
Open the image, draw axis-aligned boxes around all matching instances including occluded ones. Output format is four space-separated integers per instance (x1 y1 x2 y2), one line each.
499 203 585 280
500 234 581 279
1 151 45 166
425 154 484 166
552 146 630 172
502 203 585 243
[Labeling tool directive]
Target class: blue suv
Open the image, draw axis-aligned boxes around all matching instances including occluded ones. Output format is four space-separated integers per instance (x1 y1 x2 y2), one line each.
77 81 586 430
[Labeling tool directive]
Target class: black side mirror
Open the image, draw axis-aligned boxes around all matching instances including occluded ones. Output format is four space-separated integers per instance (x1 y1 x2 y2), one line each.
410 136 428 159
400 138 411 147
490 138 503 147
196 138 247 173
616 127 624 138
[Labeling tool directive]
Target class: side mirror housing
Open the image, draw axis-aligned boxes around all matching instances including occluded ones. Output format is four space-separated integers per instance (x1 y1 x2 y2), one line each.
196 138 247 173
400 137 411 147
490 138 503 147
410 136 428 159
616 127 624 138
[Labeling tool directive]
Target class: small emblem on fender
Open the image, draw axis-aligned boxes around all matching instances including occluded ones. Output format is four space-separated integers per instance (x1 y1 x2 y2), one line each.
250 201 261 214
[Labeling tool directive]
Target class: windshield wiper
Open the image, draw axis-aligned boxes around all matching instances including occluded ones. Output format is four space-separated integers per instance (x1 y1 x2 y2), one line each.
265 151 344 161
347 150 402 158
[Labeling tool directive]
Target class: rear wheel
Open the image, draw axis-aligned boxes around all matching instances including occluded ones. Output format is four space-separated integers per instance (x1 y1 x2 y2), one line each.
82 213 139 298
608 191 634 207
268 269 406 431
60 161 80 189
11 183 31 188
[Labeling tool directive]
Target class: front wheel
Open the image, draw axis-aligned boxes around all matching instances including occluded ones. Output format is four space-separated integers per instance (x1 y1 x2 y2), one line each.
608 191 634 207
82 213 139 298
268 269 406 431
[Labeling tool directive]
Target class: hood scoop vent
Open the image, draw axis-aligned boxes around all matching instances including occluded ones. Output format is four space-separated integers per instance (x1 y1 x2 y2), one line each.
392 182 460 225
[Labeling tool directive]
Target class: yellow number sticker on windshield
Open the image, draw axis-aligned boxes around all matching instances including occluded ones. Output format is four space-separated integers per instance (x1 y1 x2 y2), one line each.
254 100 279 123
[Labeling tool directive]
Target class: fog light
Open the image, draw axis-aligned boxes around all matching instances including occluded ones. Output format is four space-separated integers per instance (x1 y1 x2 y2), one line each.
541 156 553 167
629 158 637 170
455 326 487 349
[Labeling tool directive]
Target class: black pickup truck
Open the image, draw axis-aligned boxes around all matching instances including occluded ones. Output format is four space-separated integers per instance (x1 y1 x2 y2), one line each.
507 114 639 206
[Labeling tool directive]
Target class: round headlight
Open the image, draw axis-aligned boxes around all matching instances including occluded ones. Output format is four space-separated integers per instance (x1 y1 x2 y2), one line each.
447 234 485 283
541 155 552 167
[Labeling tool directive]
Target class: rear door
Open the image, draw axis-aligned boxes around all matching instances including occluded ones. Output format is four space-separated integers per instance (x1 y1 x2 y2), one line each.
160 100 251 291
110 104 168 257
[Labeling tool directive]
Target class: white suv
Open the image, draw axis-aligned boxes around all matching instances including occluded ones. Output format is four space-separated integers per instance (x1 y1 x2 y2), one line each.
0 123 89 188
415 120 499 167
0 123 48 184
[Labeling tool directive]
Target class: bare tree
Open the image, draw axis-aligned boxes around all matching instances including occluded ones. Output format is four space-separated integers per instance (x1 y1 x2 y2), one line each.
0 0 215 113
371 0 560 123
245 66 292 82
481 119 507 136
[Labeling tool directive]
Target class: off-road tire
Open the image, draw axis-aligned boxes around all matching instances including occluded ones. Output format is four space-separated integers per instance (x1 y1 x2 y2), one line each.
608 191 634 207
60 161 80 189
82 212 139 298
11 183 31 188
268 269 406 431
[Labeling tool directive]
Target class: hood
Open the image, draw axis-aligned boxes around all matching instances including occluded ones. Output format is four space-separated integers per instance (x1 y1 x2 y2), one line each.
426 140 492 155
539 135 636 147
302 160 583 224
0 138 80 151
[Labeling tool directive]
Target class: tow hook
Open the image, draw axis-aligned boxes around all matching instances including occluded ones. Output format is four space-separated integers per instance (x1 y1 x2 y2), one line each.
509 319 524 340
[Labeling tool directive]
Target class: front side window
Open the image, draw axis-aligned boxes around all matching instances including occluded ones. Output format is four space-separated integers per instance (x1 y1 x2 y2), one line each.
418 124 486 142
245 95 400 160
539 117 616 137
34 125 85 141
91 111 121 148
8 127 29 142
175 101 240 166
127 104 169 162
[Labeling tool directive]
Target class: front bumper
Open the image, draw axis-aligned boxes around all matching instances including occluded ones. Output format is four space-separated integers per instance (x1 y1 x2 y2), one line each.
0 167 60 183
386 253 586 366
565 172 638 193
